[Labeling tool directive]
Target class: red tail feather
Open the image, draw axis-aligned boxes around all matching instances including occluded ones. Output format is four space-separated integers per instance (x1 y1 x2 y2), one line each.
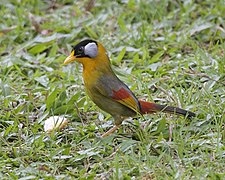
139 100 161 114
139 100 195 118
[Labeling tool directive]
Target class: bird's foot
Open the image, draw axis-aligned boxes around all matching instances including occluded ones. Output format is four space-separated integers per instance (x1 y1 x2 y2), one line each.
101 125 120 137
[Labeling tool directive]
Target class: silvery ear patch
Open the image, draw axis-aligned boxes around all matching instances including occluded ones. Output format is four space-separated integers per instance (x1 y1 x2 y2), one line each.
84 42 98 58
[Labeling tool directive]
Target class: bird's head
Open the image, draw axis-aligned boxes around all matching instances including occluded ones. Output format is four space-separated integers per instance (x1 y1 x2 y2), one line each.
64 39 109 67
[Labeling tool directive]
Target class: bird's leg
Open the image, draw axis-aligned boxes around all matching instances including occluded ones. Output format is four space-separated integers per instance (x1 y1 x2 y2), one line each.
101 125 121 137
101 115 123 137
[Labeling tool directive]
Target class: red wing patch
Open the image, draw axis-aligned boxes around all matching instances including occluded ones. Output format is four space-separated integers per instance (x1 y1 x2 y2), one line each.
112 88 131 100
112 88 140 113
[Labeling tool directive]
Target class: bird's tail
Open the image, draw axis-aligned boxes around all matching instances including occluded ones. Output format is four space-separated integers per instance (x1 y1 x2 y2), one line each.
139 100 195 118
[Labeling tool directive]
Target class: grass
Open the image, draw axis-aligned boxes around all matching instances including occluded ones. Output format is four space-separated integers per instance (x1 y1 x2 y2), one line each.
0 0 225 179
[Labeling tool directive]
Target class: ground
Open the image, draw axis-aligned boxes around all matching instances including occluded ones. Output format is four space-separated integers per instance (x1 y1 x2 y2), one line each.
0 0 224 179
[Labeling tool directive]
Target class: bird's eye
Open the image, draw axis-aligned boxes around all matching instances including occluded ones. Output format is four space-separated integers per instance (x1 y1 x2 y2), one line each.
77 46 84 54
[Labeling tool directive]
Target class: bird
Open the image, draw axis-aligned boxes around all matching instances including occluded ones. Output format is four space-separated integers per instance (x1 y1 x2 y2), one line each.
64 39 195 137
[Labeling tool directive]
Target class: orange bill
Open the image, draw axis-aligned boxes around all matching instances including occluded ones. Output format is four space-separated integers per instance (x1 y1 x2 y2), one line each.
64 50 76 65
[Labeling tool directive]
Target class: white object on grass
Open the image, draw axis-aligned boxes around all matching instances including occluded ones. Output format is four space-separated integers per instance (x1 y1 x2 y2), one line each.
44 116 68 132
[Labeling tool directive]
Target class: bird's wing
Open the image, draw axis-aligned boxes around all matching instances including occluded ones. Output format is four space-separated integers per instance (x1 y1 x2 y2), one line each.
111 87 140 112
96 75 141 113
